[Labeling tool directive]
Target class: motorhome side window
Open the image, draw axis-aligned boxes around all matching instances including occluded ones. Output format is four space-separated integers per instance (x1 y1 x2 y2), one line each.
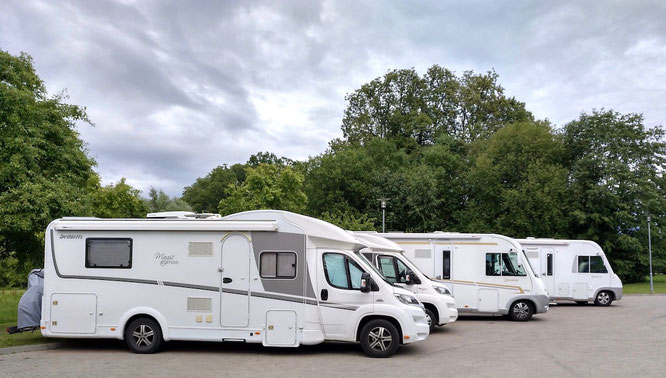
86 238 132 268
577 256 608 274
485 253 526 276
260 252 297 279
323 253 365 290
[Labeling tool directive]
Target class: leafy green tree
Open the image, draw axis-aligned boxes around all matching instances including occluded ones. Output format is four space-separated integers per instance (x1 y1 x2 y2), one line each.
0 50 96 267
219 164 307 215
459 121 569 237
319 210 376 231
146 187 192 213
182 163 246 212
564 110 666 282
341 66 532 145
89 178 149 218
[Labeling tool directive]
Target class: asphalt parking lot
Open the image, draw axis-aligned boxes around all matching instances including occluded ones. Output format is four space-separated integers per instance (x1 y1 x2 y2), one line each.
1 295 665 377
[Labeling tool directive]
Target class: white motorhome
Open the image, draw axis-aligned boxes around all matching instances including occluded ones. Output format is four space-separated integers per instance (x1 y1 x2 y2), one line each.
516 238 623 306
378 232 550 321
350 232 458 331
39 210 429 357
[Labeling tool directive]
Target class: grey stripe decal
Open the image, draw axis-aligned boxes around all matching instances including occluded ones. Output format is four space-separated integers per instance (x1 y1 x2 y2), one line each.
164 281 219 292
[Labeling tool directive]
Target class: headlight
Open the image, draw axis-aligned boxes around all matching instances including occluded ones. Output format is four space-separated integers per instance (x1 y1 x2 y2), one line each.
434 286 451 296
394 293 421 307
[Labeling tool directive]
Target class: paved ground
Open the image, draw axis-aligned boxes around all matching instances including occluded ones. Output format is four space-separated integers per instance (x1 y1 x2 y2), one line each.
1 296 665 377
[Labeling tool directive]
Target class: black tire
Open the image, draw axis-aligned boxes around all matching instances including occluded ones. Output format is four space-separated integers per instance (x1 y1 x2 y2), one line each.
360 319 400 358
125 317 163 354
424 308 437 333
509 300 534 322
594 291 613 306
575 301 587 305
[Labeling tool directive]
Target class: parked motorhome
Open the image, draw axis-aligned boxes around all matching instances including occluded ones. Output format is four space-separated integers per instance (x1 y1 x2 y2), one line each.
350 232 458 331
516 238 623 306
36 210 428 357
378 232 549 321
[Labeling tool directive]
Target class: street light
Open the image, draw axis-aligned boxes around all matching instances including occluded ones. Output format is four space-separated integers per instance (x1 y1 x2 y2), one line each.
648 216 653 294
378 198 389 233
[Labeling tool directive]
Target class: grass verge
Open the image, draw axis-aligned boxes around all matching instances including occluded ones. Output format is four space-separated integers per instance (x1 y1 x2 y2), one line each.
623 274 666 294
0 288 61 348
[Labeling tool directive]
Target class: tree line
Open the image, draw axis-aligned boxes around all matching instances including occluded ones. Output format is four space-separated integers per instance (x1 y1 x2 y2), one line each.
1 50 663 285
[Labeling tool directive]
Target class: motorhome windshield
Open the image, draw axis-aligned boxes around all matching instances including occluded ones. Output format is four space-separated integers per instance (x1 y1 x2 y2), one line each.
354 251 392 285
521 250 538 277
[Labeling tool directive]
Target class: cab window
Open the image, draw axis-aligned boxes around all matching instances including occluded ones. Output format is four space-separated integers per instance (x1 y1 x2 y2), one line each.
578 256 608 273
323 253 366 290
486 253 526 276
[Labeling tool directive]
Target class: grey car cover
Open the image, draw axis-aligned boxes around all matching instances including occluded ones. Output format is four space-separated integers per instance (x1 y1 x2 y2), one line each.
17 269 44 329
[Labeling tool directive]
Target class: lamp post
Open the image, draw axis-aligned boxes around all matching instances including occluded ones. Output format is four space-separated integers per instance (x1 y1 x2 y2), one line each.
378 198 389 233
648 216 653 294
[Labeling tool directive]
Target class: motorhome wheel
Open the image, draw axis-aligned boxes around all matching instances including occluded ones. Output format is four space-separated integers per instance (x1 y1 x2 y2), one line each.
424 309 436 332
125 318 163 354
360 319 400 358
509 301 533 321
594 291 613 306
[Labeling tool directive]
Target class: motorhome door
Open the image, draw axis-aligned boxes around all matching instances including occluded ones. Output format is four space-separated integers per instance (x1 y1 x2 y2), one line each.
540 248 556 297
220 233 251 327
316 251 374 339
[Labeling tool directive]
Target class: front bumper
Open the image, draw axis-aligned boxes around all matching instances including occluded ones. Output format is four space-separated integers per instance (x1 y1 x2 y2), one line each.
533 294 550 313
401 306 430 344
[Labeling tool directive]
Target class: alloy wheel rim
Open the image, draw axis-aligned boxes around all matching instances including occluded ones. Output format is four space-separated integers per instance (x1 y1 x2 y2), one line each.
368 326 393 351
598 292 610 304
426 313 432 327
132 324 154 348
514 302 529 319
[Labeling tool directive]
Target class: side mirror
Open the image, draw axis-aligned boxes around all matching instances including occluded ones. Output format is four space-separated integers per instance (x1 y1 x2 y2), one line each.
406 271 422 285
360 272 372 293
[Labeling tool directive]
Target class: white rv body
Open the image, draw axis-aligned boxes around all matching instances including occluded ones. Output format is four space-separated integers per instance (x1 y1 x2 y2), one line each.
350 232 458 329
517 238 623 305
41 210 428 357
378 232 549 321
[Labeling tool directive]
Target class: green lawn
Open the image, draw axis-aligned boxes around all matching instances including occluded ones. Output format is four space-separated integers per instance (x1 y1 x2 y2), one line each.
623 274 666 294
0 288 61 348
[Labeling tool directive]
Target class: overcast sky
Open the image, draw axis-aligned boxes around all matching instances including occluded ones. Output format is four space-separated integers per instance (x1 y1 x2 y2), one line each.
2 0 665 196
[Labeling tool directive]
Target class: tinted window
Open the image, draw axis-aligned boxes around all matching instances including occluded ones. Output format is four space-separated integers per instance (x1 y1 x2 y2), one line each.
486 253 502 276
485 252 526 276
578 256 590 273
546 254 553 276
442 251 451 279
590 256 608 273
395 258 409 283
260 252 297 278
86 238 132 268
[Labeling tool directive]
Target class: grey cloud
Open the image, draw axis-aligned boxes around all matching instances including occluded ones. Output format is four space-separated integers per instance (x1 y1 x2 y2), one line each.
2 0 665 197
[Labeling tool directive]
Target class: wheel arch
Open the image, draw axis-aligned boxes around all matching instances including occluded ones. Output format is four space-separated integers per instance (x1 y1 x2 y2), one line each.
119 308 169 341
422 302 439 324
355 315 403 344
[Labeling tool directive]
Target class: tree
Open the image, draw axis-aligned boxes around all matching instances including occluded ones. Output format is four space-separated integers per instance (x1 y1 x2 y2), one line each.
146 187 192 213
341 66 532 145
319 210 376 231
89 178 149 218
459 121 570 237
0 50 96 267
182 163 246 212
219 164 307 215
564 110 666 282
